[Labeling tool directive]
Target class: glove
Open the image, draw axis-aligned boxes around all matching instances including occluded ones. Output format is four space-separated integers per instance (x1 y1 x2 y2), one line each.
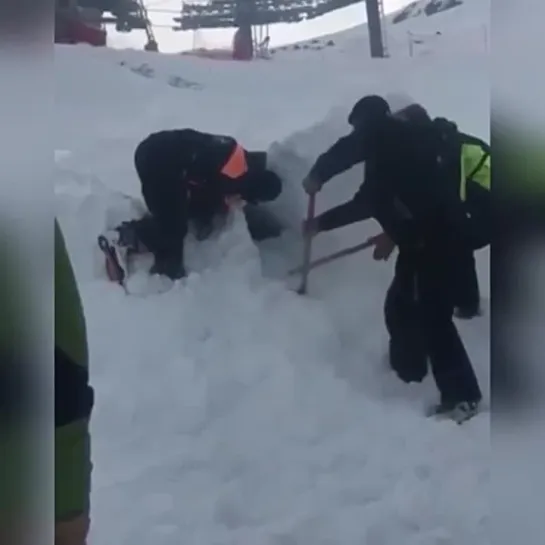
367 232 396 261
302 175 322 195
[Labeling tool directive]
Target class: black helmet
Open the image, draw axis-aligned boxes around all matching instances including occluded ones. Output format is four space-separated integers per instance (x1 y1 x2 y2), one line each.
348 95 391 128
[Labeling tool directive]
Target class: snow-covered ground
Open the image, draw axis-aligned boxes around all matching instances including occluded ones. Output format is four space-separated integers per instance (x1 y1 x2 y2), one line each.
55 0 490 542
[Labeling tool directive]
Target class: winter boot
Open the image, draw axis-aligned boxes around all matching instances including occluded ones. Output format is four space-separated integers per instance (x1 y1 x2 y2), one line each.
97 221 141 284
427 399 480 424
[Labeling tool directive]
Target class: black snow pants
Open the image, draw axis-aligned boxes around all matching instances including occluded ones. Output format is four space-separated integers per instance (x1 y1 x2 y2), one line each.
451 181 489 315
384 247 482 405
452 249 480 315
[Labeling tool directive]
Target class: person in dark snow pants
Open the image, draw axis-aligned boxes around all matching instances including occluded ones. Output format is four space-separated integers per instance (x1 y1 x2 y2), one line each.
100 129 282 281
301 95 486 420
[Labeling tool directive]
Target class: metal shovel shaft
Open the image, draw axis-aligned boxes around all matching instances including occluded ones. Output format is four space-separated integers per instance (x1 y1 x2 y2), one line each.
289 238 376 276
297 194 316 294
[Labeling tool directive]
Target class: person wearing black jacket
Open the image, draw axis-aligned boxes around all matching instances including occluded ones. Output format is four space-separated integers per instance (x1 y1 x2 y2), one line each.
302 95 483 421
100 129 282 282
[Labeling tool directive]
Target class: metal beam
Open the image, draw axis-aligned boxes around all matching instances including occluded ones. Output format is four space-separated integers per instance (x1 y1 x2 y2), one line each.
365 0 385 58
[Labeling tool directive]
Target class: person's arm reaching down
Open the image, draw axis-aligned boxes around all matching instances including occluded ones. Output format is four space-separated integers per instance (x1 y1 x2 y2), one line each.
303 129 368 193
316 183 372 231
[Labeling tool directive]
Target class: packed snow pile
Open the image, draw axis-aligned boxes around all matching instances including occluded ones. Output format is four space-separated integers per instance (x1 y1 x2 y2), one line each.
55 0 490 540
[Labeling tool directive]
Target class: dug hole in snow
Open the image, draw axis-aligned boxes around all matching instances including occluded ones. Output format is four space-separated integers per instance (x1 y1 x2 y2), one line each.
54 22 489 545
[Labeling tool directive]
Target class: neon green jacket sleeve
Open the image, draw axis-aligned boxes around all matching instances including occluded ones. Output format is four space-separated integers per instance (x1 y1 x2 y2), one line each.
55 220 88 368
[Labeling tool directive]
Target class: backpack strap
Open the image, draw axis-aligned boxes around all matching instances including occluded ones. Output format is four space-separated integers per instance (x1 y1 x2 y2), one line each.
466 150 489 181
459 132 490 180
459 132 490 152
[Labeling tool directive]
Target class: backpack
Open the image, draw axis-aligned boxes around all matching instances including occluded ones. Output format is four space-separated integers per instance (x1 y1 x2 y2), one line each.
432 118 490 249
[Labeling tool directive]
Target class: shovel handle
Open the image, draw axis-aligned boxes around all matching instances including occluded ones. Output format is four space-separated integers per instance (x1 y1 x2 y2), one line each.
297 194 316 294
288 238 376 276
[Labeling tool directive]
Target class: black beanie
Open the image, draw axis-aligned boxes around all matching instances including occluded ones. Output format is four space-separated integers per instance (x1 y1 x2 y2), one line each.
348 95 391 128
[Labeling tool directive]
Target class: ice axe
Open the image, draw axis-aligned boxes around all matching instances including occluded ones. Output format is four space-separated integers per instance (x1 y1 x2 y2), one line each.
296 194 316 294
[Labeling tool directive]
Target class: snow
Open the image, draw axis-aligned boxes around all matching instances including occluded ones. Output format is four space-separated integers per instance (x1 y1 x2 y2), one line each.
55 1 490 542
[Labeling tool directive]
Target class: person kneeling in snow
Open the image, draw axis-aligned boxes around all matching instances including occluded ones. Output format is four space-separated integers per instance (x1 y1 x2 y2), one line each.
99 129 282 283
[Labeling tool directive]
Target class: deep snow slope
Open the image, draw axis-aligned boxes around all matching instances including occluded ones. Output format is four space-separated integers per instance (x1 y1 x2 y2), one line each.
55 10 489 543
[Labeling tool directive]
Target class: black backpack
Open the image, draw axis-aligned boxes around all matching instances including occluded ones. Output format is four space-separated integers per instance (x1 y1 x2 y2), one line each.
432 118 490 249
432 117 490 184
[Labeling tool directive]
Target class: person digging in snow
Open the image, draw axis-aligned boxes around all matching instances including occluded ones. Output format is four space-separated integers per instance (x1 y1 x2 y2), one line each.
98 129 282 283
301 95 488 422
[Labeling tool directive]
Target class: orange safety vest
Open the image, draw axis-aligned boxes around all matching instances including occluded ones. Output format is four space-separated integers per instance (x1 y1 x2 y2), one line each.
187 143 248 207
220 143 248 179
220 144 249 207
